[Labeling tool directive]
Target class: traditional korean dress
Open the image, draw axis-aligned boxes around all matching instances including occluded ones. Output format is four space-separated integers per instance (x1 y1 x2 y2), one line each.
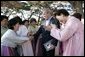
50 16 84 56
1 29 29 56
17 25 34 56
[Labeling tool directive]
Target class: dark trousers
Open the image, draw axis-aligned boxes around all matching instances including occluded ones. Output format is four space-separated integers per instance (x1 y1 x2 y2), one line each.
14 47 20 56
42 44 55 56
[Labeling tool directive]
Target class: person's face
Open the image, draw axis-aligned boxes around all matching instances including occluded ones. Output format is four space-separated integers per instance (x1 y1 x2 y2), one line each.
56 14 65 24
31 21 36 25
24 21 29 26
42 11 50 20
14 23 20 31
1 19 8 27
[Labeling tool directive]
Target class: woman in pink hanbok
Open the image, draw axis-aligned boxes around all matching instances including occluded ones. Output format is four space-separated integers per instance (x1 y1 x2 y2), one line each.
46 9 84 56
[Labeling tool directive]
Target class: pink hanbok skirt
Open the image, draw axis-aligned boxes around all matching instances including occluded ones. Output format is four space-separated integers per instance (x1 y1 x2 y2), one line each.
1 45 16 56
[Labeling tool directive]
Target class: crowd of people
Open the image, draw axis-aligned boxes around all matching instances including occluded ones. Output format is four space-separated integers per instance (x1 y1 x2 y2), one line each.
1 8 84 56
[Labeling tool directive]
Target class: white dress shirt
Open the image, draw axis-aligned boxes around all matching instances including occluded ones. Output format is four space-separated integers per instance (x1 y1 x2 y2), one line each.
45 17 52 26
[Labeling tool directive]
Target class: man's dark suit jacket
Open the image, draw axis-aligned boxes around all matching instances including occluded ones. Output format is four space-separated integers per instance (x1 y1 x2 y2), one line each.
34 17 60 47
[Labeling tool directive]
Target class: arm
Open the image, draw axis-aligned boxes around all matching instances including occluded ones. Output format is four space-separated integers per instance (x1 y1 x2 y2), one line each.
8 33 29 44
51 19 78 41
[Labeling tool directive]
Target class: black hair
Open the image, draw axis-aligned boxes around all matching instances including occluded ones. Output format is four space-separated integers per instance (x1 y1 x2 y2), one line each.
56 9 69 16
51 18 60 29
30 18 37 23
1 15 8 21
22 20 29 25
72 13 82 21
8 17 19 30
14 16 22 25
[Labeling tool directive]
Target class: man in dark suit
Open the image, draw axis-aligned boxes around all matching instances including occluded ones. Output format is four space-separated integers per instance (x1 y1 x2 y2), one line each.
34 8 60 56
